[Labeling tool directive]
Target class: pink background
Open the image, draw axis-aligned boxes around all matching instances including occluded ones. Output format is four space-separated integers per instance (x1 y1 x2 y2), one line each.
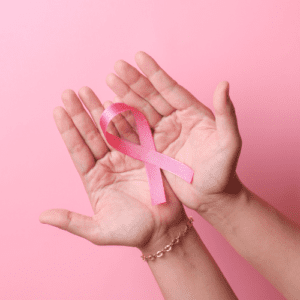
1 0 299 299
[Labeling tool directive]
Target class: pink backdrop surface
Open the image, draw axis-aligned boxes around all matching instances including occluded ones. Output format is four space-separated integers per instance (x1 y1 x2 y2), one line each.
1 0 299 299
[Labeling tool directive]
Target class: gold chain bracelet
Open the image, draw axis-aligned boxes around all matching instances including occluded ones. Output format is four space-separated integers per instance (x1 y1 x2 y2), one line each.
141 216 194 262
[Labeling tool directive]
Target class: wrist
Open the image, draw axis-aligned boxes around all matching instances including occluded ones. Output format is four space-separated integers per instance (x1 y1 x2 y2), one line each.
138 216 194 260
197 181 251 236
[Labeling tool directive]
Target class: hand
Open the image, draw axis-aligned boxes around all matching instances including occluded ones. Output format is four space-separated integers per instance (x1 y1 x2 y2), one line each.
39 80 190 253
105 51 244 214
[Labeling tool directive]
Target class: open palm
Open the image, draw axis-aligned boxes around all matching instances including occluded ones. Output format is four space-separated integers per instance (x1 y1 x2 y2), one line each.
105 51 244 214
39 63 190 251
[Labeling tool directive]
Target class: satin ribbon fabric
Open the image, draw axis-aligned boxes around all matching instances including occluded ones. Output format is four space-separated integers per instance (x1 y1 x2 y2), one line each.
99 103 194 206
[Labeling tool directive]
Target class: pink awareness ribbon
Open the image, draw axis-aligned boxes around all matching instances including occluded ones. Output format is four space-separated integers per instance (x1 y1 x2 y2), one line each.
99 103 194 206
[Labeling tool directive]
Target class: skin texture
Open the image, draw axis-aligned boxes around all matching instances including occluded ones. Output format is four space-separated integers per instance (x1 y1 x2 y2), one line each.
39 51 243 252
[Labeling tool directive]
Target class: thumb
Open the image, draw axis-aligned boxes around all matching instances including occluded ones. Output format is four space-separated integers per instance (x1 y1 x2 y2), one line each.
39 209 100 245
213 81 241 146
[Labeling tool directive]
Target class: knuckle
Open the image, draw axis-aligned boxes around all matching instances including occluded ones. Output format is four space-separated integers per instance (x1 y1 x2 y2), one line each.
71 141 85 154
86 129 99 142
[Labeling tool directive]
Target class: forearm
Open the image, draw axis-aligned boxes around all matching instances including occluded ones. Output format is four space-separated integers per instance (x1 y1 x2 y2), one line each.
139 219 238 300
200 184 300 300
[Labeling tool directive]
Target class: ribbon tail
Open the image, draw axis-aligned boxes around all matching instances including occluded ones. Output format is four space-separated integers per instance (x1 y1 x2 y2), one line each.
145 162 167 205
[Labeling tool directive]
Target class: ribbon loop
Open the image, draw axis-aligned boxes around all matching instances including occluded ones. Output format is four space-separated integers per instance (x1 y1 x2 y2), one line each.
100 103 194 205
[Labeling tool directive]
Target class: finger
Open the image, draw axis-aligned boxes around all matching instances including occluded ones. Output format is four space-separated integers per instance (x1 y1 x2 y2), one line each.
101 100 121 140
111 95 155 137
77 86 115 152
113 59 175 117
53 106 96 177
113 96 138 132
213 81 242 147
134 51 214 117
103 98 140 145
106 72 162 129
39 208 103 246
61 89 110 159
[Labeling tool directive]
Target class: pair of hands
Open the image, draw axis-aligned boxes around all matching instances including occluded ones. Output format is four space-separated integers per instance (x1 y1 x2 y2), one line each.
39 51 244 253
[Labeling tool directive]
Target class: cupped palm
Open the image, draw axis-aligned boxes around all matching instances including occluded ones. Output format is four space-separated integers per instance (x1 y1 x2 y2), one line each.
39 78 189 250
105 51 243 214
82 148 187 249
